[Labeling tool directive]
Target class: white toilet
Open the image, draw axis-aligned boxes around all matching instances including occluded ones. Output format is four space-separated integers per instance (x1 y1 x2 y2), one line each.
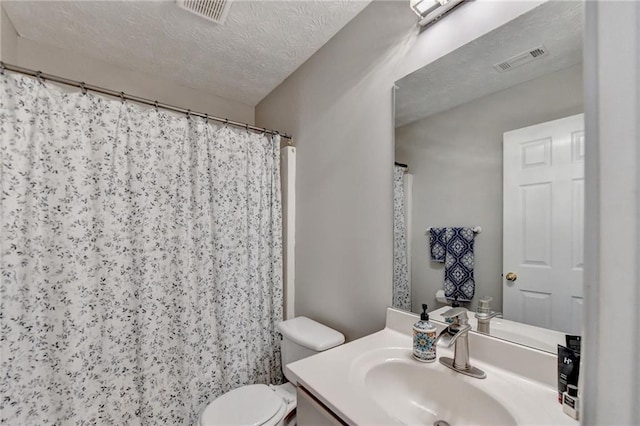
198 316 345 426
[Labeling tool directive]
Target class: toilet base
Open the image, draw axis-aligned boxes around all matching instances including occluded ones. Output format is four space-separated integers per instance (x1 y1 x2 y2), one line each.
270 382 297 425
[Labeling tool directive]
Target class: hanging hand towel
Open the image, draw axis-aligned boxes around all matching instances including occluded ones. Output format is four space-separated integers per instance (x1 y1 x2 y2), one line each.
429 227 447 262
443 227 476 302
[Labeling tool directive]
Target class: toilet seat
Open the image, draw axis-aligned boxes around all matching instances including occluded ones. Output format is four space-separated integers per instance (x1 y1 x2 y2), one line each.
200 384 286 426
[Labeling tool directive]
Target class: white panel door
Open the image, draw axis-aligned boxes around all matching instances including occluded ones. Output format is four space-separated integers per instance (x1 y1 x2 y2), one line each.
503 114 584 333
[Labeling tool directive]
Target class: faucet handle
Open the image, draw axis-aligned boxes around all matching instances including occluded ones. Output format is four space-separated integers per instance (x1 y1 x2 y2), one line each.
442 307 468 325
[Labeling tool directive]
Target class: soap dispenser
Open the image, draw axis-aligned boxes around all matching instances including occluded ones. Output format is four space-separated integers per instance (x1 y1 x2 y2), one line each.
413 304 437 362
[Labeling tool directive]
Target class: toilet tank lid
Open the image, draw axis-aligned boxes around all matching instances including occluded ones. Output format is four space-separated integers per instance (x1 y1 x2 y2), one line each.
277 317 345 351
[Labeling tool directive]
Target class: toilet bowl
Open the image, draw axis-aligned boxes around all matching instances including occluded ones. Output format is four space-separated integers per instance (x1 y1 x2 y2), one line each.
198 317 345 426
199 383 297 426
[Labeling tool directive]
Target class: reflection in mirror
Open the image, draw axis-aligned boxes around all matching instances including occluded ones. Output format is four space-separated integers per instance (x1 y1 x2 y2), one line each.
393 162 412 312
392 1 584 353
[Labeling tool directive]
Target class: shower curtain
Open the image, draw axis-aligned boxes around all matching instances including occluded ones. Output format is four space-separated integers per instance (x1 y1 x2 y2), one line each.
0 73 283 425
393 165 410 311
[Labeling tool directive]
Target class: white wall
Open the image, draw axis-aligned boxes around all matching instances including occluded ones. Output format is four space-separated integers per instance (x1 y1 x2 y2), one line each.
0 4 18 63
396 64 583 314
256 0 545 340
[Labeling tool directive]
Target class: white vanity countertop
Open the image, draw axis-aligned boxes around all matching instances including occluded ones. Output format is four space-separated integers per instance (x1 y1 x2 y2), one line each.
286 308 578 426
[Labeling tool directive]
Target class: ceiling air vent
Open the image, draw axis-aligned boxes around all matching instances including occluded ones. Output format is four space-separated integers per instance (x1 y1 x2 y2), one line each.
493 45 549 73
177 0 233 25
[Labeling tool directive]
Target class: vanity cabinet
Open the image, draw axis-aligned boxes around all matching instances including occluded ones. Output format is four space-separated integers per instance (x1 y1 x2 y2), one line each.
296 386 346 426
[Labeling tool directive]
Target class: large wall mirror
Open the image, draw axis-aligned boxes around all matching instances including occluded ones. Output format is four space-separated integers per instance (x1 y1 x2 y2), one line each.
392 1 584 353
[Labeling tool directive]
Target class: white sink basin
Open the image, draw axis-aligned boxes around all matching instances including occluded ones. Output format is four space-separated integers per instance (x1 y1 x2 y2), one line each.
351 348 516 426
287 309 576 426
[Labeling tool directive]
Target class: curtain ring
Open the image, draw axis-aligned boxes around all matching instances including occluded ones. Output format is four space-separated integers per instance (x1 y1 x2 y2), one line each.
120 92 125 103
224 119 229 128
204 113 209 123
0 62 5 75
80 82 87 95
262 128 267 134
186 109 191 119
245 123 249 132
154 100 159 111
36 71 44 85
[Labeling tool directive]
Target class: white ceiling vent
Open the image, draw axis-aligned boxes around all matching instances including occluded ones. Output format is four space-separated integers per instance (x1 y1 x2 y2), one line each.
177 0 233 24
493 45 549 72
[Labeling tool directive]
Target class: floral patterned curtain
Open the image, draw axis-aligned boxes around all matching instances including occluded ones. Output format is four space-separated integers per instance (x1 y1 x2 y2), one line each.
393 165 410 311
0 73 283 425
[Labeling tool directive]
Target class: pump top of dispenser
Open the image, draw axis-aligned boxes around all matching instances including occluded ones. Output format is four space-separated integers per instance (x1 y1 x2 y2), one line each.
420 304 429 320
414 304 433 331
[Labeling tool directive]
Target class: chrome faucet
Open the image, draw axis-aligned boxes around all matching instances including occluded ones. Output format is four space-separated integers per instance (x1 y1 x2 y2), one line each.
474 296 502 334
436 307 486 379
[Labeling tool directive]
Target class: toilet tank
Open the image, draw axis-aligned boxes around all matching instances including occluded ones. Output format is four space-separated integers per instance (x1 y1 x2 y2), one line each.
277 317 345 380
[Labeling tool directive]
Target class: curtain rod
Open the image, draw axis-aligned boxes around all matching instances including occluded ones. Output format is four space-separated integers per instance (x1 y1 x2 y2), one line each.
0 61 292 142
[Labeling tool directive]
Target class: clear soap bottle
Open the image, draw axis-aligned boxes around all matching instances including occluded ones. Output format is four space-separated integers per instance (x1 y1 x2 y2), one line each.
413 304 437 362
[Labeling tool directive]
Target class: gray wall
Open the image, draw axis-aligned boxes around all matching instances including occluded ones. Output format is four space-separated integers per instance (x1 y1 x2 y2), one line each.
0 5 18 63
582 2 640 422
0 6 253 124
395 64 583 314
256 0 545 341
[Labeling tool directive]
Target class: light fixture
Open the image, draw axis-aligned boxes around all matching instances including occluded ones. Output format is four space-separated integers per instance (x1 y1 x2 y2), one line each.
410 0 467 29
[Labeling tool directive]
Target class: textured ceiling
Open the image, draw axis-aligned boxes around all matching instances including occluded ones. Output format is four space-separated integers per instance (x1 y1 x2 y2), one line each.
3 0 371 106
395 1 583 127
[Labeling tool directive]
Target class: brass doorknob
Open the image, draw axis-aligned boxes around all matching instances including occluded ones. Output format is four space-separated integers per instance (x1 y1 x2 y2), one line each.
505 272 518 282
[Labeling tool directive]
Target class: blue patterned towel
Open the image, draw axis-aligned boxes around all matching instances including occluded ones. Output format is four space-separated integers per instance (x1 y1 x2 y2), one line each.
444 227 475 302
429 227 447 262
430 227 476 302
